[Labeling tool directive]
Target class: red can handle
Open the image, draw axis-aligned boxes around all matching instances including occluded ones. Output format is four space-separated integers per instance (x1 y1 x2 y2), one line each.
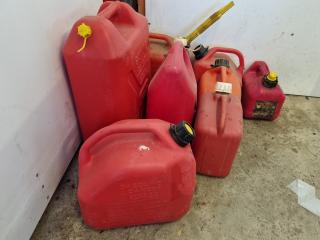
247 61 269 75
79 124 174 165
149 33 173 48
215 94 228 133
98 1 138 26
204 47 245 74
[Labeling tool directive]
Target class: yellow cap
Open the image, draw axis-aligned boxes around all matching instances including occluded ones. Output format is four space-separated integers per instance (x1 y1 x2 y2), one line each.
267 72 278 81
77 23 92 53
77 23 92 38
184 123 194 135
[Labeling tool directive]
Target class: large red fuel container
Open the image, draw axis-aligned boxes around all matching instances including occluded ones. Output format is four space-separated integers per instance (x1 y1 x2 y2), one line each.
149 33 174 77
146 42 197 124
192 93 243 177
193 45 244 83
198 58 242 99
78 119 196 229
242 61 286 120
63 1 150 140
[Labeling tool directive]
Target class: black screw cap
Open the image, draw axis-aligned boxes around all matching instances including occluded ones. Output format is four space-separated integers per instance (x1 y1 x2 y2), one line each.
169 121 195 147
263 73 278 88
211 58 230 68
193 44 209 60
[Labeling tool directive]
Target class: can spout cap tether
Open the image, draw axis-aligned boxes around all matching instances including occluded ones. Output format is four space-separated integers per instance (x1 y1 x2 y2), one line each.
77 23 92 53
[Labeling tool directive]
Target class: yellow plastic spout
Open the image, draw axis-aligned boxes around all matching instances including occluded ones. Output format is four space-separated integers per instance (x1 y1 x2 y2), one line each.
185 1 234 45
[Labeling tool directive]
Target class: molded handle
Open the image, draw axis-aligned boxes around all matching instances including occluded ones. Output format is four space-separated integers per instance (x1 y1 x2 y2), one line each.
247 61 270 76
79 123 173 165
98 1 138 26
204 47 245 74
149 33 173 48
215 94 228 134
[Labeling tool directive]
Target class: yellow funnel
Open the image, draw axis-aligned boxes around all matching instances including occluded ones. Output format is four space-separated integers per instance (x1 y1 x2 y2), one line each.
185 1 234 45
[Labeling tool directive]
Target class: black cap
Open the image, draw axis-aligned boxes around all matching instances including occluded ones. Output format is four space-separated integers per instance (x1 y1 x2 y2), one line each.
193 44 209 60
169 121 195 147
263 72 278 88
211 58 230 68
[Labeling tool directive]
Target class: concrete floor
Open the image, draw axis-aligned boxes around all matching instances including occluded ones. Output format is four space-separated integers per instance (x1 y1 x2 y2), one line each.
32 95 320 240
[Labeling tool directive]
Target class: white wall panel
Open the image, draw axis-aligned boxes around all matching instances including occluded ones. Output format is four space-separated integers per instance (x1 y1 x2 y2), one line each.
0 1 101 239
146 0 320 97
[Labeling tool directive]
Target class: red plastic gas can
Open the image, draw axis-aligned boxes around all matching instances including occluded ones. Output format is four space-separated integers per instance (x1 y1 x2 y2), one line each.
242 61 286 120
63 1 150 140
149 33 174 77
192 93 243 177
146 42 197 124
193 45 244 82
78 119 196 229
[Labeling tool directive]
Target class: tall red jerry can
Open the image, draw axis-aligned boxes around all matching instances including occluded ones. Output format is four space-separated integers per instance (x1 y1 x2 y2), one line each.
193 45 244 82
63 1 150 140
192 93 243 177
146 42 197 124
242 61 286 120
78 119 196 229
149 33 174 77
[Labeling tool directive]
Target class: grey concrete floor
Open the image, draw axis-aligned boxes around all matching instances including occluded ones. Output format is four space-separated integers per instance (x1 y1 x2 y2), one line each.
32 95 320 240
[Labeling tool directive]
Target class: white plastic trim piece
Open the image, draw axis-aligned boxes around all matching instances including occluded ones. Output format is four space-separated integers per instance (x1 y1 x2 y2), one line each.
216 82 232 94
174 37 188 47
288 179 320 217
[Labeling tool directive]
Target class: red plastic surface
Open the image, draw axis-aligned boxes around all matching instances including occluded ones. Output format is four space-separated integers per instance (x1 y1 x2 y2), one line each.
63 1 150 140
242 61 286 120
149 33 174 77
146 42 197 124
199 65 242 99
193 47 244 82
192 93 243 177
78 119 196 229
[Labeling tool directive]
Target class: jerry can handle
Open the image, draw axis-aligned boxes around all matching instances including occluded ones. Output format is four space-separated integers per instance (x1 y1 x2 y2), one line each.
149 33 173 48
248 61 270 75
79 125 174 165
216 94 228 133
98 1 139 26
205 47 245 74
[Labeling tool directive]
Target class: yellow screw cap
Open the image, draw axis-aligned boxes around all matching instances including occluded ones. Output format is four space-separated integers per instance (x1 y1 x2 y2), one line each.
184 123 194 135
77 23 92 38
77 23 92 53
267 72 278 81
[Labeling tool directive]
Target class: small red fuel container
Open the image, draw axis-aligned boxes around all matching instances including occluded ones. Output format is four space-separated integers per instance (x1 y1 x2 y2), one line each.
146 42 197 124
192 93 243 177
242 61 285 120
78 119 196 229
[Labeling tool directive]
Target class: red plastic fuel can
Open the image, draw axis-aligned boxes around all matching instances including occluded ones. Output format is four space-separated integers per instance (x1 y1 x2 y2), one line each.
146 42 197 124
192 93 243 177
242 61 286 120
149 33 174 77
78 119 196 229
193 45 244 82
63 1 150 139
